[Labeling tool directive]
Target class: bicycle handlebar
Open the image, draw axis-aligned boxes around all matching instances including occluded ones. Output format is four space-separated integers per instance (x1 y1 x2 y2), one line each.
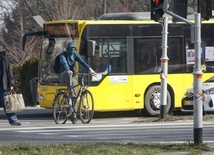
78 73 96 77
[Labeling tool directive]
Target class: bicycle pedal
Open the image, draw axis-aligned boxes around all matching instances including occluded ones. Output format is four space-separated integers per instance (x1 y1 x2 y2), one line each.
70 113 78 124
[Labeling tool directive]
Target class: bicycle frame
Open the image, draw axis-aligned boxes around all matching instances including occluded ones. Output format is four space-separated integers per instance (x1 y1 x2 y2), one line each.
54 73 91 111
53 73 95 124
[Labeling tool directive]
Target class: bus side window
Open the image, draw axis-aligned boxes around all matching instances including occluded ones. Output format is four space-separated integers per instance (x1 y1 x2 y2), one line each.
111 56 126 73
119 53 126 73
135 46 159 74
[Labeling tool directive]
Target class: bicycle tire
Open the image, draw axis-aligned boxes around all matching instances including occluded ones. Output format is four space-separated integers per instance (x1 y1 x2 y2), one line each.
79 90 94 124
53 92 69 124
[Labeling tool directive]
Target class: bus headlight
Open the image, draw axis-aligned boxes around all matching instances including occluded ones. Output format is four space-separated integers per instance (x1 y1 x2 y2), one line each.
39 94 45 100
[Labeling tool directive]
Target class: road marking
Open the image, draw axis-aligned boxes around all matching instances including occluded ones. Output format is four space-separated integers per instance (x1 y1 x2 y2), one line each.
0 121 213 144
0 122 202 129
0 122 213 131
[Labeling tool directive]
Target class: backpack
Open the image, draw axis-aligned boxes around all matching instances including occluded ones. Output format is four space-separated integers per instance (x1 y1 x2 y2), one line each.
53 52 76 73
53 53 66 74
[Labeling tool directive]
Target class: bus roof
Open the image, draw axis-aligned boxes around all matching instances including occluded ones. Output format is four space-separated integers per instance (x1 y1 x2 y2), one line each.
43 19 158 26
43 12 214 26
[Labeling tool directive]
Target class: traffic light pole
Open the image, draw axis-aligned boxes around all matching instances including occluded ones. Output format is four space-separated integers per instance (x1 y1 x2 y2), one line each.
193 13 203 144
161 0 203 144
160 16 169 119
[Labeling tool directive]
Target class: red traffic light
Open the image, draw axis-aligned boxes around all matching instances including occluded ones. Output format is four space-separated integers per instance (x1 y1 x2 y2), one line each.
153 0 164 6
151 0 164 21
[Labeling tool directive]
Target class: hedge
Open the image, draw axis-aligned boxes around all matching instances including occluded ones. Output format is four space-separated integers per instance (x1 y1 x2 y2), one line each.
13 56 39 107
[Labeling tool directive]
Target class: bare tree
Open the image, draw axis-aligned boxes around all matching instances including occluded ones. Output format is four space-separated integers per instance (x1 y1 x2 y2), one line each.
0 0 41 63
51 0 80 20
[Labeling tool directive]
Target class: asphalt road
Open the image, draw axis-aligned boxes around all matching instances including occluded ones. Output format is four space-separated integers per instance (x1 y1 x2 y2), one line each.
1 106 214 155
1 120 214 144
0 106 214 145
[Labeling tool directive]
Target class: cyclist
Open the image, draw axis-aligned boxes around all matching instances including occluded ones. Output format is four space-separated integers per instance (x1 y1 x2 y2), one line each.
59 41 96 123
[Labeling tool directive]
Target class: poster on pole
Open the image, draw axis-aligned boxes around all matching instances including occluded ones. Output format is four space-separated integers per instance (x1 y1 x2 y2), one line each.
205 46 214 61
186 49 195 64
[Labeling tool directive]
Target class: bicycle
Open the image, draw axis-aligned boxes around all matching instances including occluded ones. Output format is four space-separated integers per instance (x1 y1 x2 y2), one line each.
53 73 94 124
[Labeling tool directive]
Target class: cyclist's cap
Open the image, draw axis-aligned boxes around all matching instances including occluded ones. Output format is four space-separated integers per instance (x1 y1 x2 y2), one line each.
66 42 76 50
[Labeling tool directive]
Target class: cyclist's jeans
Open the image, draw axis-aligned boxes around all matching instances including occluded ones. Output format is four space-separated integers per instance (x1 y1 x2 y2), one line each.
59 71 78 112
59 71 77 97
0 88 19 124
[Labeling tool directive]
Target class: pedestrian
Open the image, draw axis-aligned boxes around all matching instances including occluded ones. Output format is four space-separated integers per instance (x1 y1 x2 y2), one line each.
0 49 21 126
59 41 96 123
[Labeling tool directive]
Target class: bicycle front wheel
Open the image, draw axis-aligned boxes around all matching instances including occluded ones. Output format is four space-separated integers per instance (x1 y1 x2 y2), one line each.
53 92 69 124
79 90 94 124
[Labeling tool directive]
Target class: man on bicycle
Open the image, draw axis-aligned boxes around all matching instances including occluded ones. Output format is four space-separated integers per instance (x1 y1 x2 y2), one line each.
59 41 96 123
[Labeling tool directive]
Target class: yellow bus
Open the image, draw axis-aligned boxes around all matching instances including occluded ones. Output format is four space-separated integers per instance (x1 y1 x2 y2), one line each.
22 13 214 116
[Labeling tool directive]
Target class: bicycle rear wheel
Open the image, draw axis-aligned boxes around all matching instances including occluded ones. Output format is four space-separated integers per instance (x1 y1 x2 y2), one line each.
79 90 94 124
53 92 69 124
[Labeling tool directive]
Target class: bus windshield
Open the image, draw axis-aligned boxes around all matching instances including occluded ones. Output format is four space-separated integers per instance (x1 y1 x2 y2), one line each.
39 23 79 84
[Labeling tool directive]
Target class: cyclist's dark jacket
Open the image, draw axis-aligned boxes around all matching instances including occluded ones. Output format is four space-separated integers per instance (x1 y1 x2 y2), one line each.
59 42 90 74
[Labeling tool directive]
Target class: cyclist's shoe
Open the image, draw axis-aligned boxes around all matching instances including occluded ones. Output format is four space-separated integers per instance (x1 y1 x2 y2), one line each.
72 118 77 124
70 113 77 124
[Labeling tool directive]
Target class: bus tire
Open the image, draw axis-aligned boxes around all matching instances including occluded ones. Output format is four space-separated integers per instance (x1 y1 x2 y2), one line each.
144 85 171 116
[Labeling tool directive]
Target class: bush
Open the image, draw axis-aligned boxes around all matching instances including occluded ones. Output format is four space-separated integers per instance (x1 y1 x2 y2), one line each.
12 63 22 93
13 56 39 106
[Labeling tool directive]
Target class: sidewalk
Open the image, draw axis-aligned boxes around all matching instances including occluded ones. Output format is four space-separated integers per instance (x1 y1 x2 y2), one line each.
0 105 52 119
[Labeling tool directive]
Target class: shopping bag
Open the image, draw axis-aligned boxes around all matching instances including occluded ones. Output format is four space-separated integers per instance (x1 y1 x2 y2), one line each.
4 90 25 113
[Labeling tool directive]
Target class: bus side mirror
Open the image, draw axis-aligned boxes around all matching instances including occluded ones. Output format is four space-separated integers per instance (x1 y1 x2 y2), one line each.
87 40 96 57
22 31 42 51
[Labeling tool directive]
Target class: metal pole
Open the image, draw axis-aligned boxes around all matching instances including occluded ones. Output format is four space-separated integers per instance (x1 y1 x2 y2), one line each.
103 0 106 14
197 0 199 13
160 16 169 119
193 12 203 145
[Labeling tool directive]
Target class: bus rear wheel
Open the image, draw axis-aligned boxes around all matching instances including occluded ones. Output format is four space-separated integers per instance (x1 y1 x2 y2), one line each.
144 85 172 116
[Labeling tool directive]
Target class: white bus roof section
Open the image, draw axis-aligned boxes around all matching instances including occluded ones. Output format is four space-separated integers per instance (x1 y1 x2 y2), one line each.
98 12 195 20
98 12 151 20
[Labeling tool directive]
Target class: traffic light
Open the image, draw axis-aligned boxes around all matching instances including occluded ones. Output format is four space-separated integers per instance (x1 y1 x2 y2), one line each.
151 0 164 21
173 0 187 22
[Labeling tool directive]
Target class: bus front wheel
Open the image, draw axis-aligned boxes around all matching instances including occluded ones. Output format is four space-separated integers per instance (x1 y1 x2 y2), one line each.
144 85 172 116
